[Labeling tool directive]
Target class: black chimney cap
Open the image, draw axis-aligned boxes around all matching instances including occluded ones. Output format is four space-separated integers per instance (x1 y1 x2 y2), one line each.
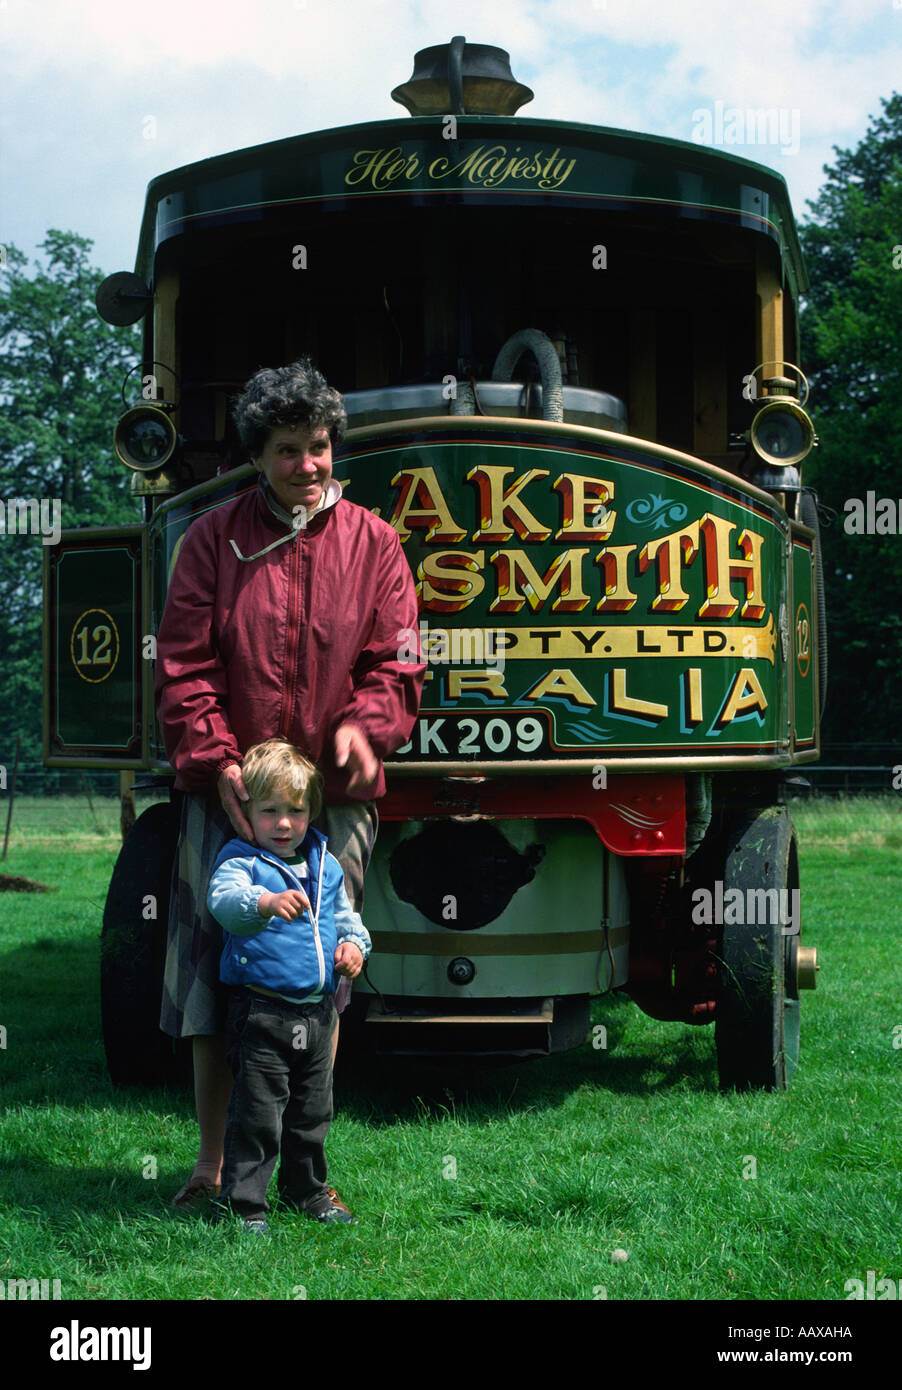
391 37 533 116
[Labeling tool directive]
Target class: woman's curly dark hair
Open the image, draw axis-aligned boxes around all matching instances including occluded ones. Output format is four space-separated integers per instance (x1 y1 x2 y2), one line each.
232 357 347 457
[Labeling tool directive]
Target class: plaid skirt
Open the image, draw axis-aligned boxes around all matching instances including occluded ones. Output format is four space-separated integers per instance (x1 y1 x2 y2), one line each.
160 791 377 1040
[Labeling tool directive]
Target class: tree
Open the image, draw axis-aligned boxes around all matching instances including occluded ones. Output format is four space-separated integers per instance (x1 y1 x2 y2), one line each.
798 95 902 751
0 231 142 790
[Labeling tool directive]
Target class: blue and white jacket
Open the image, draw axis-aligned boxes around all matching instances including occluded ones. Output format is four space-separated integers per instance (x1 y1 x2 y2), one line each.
207 828 372 1001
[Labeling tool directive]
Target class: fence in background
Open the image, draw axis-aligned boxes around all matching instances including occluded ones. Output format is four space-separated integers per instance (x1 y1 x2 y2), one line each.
1 749 899 798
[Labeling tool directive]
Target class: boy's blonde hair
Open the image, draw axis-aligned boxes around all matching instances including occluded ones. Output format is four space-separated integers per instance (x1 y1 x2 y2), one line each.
240 738 323 820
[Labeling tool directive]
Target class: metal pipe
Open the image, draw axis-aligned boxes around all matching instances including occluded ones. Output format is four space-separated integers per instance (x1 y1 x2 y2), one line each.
491 328 564 422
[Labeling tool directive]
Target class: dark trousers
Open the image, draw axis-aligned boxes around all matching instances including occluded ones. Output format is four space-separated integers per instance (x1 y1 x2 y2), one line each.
218 989 337 1220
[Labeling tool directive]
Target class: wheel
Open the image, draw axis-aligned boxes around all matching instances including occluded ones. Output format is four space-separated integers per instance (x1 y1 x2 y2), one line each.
714 805 802 1091
100 801 191 1086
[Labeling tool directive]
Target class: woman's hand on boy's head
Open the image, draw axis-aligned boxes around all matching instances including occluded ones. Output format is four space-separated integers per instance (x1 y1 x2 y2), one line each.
218 764 256 842
257 888 311 920
334 942 364 978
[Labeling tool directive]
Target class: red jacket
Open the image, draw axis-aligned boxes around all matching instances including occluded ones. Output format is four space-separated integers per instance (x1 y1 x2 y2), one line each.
154 477 424 801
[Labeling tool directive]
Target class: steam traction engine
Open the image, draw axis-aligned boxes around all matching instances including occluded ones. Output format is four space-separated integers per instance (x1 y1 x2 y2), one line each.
44 39 820 1089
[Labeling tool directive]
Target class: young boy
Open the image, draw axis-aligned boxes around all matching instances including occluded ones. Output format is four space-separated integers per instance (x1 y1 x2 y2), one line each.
206 738 371 1233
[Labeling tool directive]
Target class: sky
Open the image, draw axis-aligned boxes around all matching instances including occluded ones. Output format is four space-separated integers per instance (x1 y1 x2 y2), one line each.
2 0 901 277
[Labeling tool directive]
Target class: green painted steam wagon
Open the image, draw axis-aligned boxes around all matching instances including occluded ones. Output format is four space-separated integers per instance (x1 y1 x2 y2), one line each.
44 39 821 1090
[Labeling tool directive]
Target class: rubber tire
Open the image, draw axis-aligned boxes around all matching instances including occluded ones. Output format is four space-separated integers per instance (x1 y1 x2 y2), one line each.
100 801 191 1087
714 805 801 1091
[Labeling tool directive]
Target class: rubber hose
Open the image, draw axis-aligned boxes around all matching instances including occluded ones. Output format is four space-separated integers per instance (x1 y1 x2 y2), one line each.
491 328 564 423
449 380 476 415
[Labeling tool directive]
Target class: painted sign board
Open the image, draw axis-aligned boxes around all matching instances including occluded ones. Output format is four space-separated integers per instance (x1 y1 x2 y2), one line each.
342 418 801 771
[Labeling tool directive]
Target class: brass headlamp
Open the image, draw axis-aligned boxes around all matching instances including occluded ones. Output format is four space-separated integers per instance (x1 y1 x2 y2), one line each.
743 365 816 491
114 403 178 472
114 361 181 495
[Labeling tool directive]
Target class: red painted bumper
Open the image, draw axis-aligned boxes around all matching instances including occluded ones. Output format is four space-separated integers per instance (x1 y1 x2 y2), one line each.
380 772 685 856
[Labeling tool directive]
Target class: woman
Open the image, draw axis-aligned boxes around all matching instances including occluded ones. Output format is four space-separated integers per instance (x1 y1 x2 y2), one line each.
155 357 423 1213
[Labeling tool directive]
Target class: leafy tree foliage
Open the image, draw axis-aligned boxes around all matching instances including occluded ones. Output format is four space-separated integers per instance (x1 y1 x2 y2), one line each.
0 231 141 788
3 128 900 790
798 94 902 750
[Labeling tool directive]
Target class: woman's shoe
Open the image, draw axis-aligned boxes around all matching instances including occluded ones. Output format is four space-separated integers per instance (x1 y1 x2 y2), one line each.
170 1177 222 1211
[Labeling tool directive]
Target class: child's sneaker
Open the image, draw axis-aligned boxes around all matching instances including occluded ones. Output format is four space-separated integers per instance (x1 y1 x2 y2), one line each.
326 1187 352 1216
304 1192 357 1225
207 1203 271 1235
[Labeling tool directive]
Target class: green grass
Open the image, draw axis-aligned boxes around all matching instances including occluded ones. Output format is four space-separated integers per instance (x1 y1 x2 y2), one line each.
0 794 900 1300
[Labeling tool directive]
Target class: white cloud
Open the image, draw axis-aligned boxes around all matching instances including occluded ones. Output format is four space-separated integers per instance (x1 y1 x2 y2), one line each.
1 0 900 268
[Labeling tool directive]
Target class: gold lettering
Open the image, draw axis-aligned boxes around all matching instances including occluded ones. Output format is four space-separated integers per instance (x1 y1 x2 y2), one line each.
432 624 770 661
351 143 576 191
716 667 769 726
417 550 485 612
609 669 668 722
345 148 384 187
522 668 596 707
541 156 576 189
538 149 558 182
388 467 467 543
594 546 638 612
468 465 551 542
553 473 616 540
684 668 703 725
638 522 700 612
447 670 508 699
428 146 485 181
343 146 419 190
697 515 766 620
489 548 591 614
477 150 507 182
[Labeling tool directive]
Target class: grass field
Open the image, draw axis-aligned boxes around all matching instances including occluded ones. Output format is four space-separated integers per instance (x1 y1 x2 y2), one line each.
0 793 899 1301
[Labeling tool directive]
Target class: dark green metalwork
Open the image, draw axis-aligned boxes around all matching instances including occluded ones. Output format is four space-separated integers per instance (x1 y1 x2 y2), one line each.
137 116 805 298
44 530 143 763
